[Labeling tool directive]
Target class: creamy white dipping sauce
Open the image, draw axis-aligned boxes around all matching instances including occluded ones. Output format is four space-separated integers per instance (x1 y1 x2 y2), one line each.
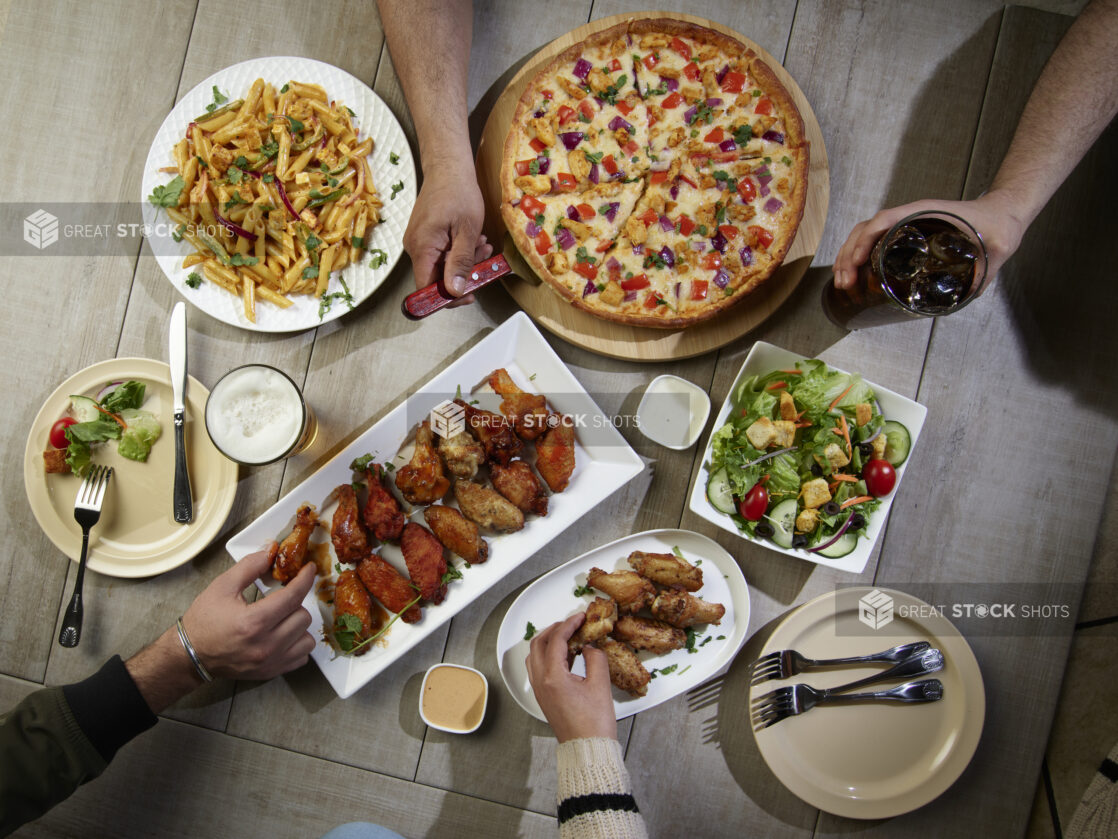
638 375 710 449
206 365 304 464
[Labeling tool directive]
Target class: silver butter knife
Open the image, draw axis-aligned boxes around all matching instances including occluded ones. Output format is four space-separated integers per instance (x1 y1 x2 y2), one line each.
169 302 193 523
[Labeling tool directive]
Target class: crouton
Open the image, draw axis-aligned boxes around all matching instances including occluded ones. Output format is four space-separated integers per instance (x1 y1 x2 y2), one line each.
746 416 776 450
43 449 70 474
855 403 873 427
773 420 796 448
795 508 819 534
779 392 797 421
801 478 832 509
823 442 850 470
873 433 888 460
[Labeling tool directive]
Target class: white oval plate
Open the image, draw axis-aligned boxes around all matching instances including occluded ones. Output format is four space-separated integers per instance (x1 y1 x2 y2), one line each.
140 56 417 332
496 528 750 721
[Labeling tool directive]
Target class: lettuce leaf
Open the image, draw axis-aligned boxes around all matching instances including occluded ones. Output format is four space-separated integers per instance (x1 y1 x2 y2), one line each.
117 410 162 461
100 381 145 413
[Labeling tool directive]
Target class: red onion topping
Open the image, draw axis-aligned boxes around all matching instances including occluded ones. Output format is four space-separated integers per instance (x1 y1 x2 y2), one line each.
559 131 584 150
706 97 723 108
215 211 257 242
764 197 784 214
762 130 785 144
608 115 634 134
583 278 598 297
669 183 680 201
557 228 576 250
603 201 620 222
712 267 731 288
710 230 727 253
536 156 551 175
809 514 855 553
658 214 674 232
572 58 591 80
715 64 729 84
658 245 675 268
659 75 679 92
683 105 697 124
566 205 579 221
719 139 737 153
588 162 599 184
739 245 754 266
525 220 542 238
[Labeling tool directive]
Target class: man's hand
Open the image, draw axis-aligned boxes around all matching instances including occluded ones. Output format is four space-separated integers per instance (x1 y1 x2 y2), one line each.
526 614 617 743
182 548 317 681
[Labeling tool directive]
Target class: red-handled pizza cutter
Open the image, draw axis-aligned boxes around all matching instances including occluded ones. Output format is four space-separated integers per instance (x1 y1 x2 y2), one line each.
401 254 513 319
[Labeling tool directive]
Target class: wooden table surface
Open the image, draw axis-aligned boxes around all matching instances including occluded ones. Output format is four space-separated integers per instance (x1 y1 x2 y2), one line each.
2 1 1114 837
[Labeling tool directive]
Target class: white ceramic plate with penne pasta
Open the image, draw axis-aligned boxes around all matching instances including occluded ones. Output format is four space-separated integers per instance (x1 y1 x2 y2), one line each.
141 56 416 332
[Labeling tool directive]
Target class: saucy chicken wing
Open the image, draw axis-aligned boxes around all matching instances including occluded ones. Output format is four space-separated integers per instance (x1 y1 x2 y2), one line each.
597 637 651 697
333 570 382 655
568 597 618 656
395 421 451 505
627 550 702 592
651 589 726 628
357 553 422 623
454 480 525 533
454 399 522 465
535 416 576 493
424 504 489 564
272 503 318 584
401 522 448 604
490 460 549 517
331 485 369 564
611 615 686 655
587 566 655 614
437 429 485 480
489 367 550 441
363 465 405 541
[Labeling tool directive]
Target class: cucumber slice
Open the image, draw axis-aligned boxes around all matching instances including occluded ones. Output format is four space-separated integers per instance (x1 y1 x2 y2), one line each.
768 499 798 548
706 467 736 514
816 531 858 558
882 420 911 467
69 395 100 423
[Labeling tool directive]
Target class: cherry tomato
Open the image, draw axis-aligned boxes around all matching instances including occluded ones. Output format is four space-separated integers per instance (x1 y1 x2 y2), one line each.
50 417 78 449
739 483 769 521
863 459 897 496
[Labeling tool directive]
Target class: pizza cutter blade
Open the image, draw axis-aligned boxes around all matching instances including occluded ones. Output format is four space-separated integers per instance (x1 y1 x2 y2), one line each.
401 254 512 319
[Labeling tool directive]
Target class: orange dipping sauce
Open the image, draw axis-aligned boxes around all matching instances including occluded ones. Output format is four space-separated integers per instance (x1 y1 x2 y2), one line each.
421 665 488 733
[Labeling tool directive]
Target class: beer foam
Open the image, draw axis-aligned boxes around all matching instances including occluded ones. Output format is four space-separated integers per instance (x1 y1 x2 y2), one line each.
206 367 303 464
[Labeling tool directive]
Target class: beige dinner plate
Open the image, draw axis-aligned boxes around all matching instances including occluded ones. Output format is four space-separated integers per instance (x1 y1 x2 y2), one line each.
23 358 238 578
751 588 985 819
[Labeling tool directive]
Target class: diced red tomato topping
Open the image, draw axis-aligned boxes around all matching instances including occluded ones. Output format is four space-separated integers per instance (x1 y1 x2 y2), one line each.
682 62 700 81
574 261 598 280
737 177 757 202
669 36 692 61
678 215 695 236
642 53 660 71
621 273 650 291
529 138 546 153
541 89 554 99
643 292 661 309
650 171 669 185
556 173 578 192
595 238 615 253
616 100 634 116
718 224 739 241
534 231 551 255
610 58 622 72
639 207 659 226
749 225 774 249
662 91 683 109
578 99 595 120
602 154 619 175
701 253 722 270
755 96 773 116
514 159 534 176
557 105 576 125
690 279 708 300
622 140 639 156
678 174 697 189
576 203 595 220
520 195 546 218
704 127 725 143
720 71 747 94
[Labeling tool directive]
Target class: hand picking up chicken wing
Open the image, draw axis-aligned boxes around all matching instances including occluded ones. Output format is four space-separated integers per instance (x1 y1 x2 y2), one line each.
490 460 549 517
363 465 405 541
651 589 725 628
611 615 686 655
424 504 489 564
627 550 702 592
454 399 522 465
489 368 549 441
597 637 651 697
454 480 525 533
535 416 576 493
401 522 448 604
333 570 384 655
332 485 369 564
357 553 422 623
395 421 451 505
568 597 617 656
437 429 485 480
587 566 655 614
272 503 318 584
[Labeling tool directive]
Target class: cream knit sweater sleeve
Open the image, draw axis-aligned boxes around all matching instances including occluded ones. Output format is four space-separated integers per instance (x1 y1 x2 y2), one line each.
555 737 648 839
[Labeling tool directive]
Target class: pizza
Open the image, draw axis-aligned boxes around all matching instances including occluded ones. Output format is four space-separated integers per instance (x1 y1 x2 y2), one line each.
500 19 809 328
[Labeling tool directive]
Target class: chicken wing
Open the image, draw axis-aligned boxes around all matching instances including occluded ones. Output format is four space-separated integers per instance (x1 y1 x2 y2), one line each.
363 465 405 541
272 503 318 583
333 570 384 655
490 460 549 517
401 522 448 604
454 398 522 465
651 589 726 628
437 429 485 480
568 597 618 656
395 421 451 505
489 367 550 441
597 637 651 697
627 550 702 592
357 553 422 623
587 566 655 614
331 485 369 564
535 416 576 492
424 504 489 564
454 480 525 533
611 615 686 654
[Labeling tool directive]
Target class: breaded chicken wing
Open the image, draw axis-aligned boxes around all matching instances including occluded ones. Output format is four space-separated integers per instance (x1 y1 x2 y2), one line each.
357 553 422 623
597 637 651 697
331 485 369 564
401 522 448 604
363 465 405 541
535 416 576 492
272 503 318 583
651 589 726 628
424 504 489 564
568 597 617 656
489 368 549 441
587 566 655 614
333 570 383 655
627 550 702 592
611 615 686 655
454 480 525 533
490 460 549 517
437 429 485 480
395 421 451 505
454 399 522 465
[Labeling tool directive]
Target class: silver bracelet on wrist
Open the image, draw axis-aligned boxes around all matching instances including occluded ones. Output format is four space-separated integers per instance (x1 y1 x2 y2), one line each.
176 616 214 683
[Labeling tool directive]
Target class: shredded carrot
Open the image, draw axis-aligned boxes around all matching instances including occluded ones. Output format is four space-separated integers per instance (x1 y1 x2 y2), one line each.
766 381 786 390
94 404 128 430
832 474 859 483
778 369 803 375
829 383 855 411
831 414 851 456
759 474 771 484
794 421 813 428
841 495 874 510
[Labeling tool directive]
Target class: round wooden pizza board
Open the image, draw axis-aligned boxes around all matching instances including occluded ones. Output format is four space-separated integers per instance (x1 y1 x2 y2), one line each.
476 11 829 361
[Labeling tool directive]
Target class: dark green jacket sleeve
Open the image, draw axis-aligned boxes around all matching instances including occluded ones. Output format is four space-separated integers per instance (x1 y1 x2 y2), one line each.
0 656 157 837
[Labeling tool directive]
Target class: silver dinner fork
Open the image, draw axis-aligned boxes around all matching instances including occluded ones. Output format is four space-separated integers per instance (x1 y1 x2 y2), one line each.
752 679 945 730
751 648 945 729
750 640 932 684
58 465 113 648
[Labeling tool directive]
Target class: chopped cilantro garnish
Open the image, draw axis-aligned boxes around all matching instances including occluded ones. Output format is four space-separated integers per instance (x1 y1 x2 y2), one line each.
279 83 290 94
781 155 793 166
171 224 185 243
368 248 388 269
733 124 753 146
305 233 322 250
223 191 248 211
585 151 604 164
302 265 319 280
389 151 399 165
441 564 463 584
573 584 594 597
229 253 258 266
752 89 762 97
577 112 592 124
575 245 597 265
204 85 229 113
524 622 537 641
715 201 726 223
685 627 700 653
262 173 275 183
317 274 355 319
147 176 184 208
226 165 244 184
534 213 545 225
696 224 708 236
529 159 540 175
344 105 356 118
196 155 208 168
185 271 202 289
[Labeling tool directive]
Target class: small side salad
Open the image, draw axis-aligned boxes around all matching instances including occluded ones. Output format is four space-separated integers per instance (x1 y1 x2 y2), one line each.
44 381 163 476
705 360 910 558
